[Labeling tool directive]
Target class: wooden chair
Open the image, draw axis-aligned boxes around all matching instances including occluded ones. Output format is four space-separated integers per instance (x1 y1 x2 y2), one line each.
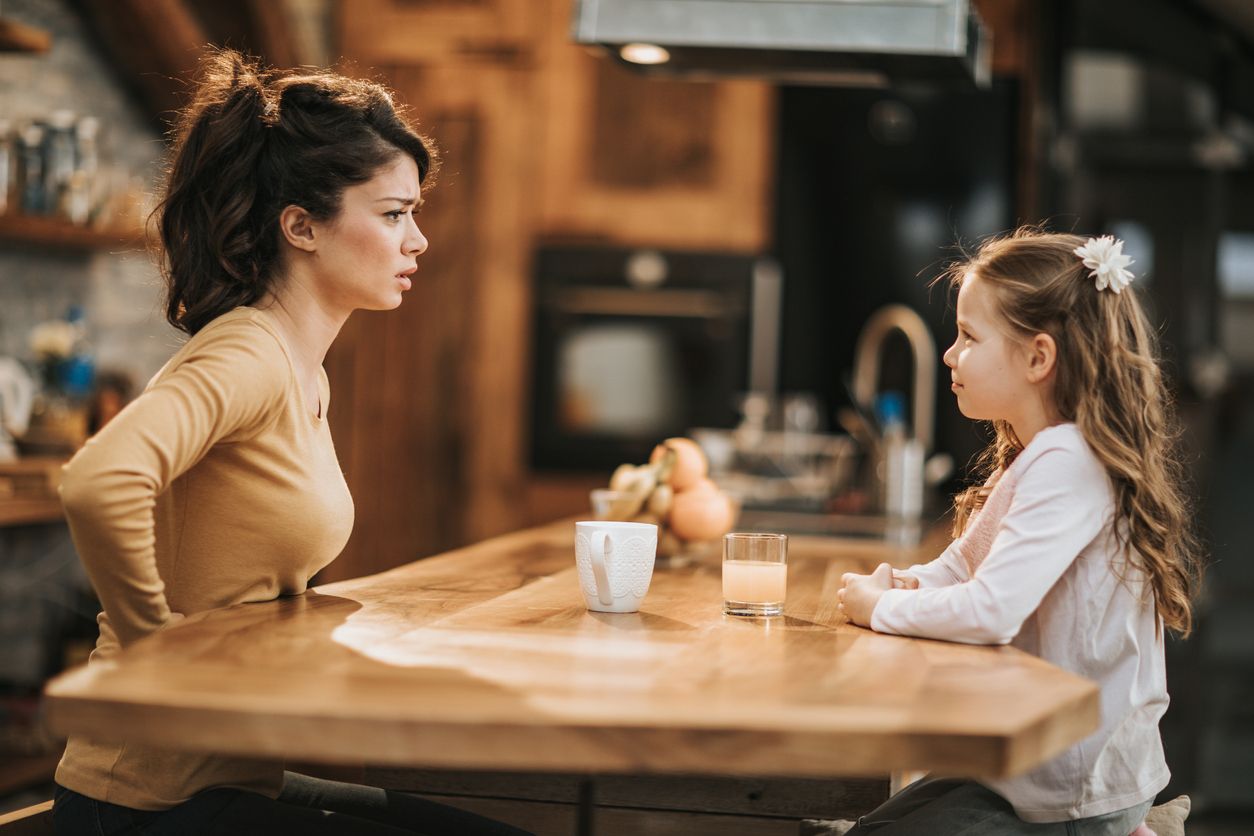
0 800 54 836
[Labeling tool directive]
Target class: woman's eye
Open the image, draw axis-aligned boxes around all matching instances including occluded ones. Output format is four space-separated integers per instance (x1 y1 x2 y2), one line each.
385 210 405 221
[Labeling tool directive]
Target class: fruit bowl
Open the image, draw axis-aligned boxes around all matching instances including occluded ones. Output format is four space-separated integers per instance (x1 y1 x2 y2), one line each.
590 437 739 562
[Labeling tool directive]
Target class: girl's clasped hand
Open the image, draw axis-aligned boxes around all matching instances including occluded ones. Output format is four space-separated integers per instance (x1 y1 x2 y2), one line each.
837 564 917 625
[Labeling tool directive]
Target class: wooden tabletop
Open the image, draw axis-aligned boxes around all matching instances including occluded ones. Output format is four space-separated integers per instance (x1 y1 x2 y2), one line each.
43 519 1099 780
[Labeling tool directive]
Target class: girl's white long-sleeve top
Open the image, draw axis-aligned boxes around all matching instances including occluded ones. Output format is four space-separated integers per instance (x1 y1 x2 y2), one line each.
871 423 1170 823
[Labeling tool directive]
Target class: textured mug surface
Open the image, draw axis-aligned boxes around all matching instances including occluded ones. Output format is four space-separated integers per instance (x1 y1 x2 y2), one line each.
574 521 658 613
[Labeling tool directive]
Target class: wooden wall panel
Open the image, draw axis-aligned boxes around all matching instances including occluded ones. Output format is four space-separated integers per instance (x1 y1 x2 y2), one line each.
326 0 776 582
322 108 479 580
322 60 536 582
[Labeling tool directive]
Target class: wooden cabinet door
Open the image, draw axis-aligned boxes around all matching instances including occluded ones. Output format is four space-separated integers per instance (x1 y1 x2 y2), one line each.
338 0 541 63
536 1 775 251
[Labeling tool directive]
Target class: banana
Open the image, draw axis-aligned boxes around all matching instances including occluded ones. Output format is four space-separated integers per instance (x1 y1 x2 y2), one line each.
647 483 674 520
654 447 677 485
609 463 635 492
630 511 661 527
606 490 645 520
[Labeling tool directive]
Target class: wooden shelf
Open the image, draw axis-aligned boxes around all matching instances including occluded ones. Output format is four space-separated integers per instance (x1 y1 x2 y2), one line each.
0 498 63 527
0 18 51 53
0 214 145 252
0 458 66 527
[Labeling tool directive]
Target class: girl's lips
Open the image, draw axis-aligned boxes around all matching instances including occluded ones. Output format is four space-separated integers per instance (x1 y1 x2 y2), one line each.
951 382 963 391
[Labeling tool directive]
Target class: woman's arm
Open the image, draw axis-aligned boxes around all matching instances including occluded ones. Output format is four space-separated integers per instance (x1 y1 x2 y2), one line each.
59 320 288 647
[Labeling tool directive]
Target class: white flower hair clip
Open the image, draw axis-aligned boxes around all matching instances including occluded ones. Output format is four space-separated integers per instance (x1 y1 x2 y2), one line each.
1073 235 1135 294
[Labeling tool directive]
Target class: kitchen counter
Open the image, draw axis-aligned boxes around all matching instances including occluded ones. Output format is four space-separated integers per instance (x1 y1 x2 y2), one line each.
43 517 1097 785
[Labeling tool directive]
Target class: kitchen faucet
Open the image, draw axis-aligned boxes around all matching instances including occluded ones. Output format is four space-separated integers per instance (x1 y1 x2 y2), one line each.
851 304 936 452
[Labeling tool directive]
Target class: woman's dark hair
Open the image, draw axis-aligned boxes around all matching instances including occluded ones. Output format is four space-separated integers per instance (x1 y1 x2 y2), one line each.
155 48 439 335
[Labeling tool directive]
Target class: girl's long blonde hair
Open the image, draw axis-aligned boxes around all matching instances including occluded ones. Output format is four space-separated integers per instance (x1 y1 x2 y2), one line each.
943 227 1202 636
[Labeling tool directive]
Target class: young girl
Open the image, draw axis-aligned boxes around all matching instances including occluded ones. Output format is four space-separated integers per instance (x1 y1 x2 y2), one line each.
837 228 1201 835
51 50 530 836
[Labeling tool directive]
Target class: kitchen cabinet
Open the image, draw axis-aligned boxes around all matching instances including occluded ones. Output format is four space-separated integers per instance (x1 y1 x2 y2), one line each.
337 0 540 64
535 2 774 250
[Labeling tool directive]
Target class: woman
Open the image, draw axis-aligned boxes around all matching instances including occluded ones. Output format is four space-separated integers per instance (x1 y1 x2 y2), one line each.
52 49 531 836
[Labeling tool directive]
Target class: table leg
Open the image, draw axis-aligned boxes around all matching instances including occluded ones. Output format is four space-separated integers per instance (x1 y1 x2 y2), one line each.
576 778 595 836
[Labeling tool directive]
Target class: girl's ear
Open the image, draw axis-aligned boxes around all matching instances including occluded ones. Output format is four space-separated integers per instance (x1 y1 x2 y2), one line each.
279 205 318 253
1025 332 1057 383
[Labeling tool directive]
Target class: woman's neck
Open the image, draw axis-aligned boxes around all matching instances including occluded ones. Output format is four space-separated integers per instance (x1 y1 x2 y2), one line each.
253 278 347 371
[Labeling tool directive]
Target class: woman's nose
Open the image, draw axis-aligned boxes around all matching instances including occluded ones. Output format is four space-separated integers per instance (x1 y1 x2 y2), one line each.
406 222 428 257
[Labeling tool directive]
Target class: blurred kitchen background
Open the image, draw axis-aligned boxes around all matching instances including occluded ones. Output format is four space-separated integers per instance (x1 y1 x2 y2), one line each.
1 0 1251 829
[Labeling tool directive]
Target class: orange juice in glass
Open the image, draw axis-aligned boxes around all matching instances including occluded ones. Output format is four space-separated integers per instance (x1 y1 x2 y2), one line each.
722 532 787 617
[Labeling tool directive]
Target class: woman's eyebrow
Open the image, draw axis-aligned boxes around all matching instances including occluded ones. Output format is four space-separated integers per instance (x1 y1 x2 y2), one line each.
375 196 424 207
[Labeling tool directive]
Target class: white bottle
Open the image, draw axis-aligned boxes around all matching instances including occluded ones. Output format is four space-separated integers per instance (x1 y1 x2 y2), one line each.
876 392 924 519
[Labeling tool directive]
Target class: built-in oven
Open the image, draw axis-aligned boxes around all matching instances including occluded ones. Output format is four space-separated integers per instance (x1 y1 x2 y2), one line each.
529 245 781 471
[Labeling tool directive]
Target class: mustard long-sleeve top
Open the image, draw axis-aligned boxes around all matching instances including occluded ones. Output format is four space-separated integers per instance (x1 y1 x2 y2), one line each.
54 306 355 810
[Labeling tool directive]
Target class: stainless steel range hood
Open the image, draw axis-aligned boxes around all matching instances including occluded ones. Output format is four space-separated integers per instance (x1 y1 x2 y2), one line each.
571 0 990 88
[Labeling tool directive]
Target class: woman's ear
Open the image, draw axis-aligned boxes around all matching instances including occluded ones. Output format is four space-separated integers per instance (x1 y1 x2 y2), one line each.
278 205 318 253
1025 332 1057 383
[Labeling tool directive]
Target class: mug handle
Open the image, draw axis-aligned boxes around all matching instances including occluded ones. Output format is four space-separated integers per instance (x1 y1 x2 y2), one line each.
589 531 615 606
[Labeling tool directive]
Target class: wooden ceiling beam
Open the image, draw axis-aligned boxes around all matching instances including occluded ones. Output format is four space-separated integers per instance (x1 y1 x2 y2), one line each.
72 0 209 126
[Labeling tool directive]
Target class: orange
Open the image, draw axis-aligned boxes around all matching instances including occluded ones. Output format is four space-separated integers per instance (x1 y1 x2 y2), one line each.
649 437 708 491
669 488 735 542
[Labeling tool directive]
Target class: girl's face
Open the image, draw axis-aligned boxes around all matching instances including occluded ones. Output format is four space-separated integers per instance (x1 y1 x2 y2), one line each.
943 271 1035 423
311 155 427 312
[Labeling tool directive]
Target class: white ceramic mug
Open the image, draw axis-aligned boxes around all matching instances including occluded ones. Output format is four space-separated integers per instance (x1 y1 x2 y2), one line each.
574 521 658 613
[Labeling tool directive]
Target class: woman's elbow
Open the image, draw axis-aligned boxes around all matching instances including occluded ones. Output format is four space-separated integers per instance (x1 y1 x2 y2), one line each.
58 452 130 521
57 457 95 516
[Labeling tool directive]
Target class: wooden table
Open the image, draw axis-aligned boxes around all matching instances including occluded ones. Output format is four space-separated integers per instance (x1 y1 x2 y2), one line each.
43 519 1099 833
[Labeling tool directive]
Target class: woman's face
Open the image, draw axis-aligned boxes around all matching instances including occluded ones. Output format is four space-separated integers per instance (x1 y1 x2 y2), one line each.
942 271 1033 423
311 154 427 312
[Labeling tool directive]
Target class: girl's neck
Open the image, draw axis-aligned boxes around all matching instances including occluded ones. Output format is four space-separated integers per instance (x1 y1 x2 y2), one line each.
1009 399 1066 449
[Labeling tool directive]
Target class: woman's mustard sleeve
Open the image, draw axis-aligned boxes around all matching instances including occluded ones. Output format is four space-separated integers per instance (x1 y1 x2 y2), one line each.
58 320 289 647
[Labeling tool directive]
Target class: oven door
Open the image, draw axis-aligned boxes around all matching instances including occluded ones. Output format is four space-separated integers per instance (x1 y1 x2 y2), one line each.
529 248 770 472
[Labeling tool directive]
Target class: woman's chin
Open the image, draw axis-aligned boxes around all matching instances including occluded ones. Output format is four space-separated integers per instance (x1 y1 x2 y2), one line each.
361 293 405 312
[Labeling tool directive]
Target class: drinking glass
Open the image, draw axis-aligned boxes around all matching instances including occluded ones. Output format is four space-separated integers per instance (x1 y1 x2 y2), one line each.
722 532 788 617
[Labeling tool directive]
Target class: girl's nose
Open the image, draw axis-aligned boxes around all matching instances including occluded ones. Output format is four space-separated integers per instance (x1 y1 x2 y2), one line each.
942 341 958 368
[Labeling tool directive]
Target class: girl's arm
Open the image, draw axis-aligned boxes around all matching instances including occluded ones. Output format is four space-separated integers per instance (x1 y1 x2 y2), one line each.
898 538 970 588
58 321 287 647
868 442 1109 645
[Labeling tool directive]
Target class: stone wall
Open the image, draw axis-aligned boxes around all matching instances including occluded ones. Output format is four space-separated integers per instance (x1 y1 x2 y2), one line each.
0 0 171 688
0 0 176 388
